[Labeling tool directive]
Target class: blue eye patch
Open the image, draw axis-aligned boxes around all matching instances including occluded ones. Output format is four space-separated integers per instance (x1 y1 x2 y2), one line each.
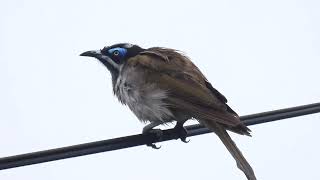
108 47 127 58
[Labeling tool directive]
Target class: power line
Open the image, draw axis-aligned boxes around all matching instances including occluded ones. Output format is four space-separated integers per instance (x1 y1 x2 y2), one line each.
0 103 319 170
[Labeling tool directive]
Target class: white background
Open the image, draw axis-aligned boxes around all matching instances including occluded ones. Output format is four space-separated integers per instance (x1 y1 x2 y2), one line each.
1 0 320 179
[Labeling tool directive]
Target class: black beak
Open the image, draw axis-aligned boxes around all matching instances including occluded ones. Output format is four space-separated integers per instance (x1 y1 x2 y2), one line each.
79 50 102 57
80 49 120 71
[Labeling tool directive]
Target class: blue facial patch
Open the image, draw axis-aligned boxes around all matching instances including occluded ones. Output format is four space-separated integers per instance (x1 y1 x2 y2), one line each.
108 47 127 58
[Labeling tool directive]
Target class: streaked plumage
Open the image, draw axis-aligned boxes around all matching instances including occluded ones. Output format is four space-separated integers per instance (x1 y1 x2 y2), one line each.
80 43 256 180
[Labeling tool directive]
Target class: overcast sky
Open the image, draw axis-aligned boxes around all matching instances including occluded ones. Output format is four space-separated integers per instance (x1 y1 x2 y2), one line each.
1 0 320 179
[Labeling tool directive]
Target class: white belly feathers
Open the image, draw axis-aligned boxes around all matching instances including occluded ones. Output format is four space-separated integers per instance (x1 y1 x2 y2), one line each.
114 66 173 123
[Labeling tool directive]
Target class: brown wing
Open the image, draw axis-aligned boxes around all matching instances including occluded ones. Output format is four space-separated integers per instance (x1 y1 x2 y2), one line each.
126 47 249 134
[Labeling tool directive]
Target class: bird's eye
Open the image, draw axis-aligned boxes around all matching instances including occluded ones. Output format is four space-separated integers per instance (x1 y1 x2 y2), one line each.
113 50 120 56
108 47 127 58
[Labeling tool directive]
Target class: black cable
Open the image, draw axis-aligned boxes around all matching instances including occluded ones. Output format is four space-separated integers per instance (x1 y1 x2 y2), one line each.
0 103 319 170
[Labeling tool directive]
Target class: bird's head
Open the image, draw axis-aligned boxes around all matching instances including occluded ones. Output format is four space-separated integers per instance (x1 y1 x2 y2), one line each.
80 43 144 79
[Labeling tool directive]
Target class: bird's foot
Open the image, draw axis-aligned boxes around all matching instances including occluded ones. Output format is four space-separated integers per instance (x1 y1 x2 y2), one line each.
173 124 190 143
142 129 163 149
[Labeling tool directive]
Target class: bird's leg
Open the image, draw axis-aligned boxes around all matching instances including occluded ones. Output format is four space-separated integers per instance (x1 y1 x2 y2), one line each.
142 121 163 149
173 121 189 143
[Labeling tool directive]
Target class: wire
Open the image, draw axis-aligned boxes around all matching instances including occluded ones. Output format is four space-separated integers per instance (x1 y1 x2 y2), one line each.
0 103 319 170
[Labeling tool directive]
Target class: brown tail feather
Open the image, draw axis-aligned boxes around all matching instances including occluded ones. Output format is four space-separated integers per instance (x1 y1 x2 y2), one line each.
202 120 257 180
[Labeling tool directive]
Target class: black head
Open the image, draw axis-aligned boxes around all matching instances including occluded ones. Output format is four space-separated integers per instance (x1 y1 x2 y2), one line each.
101 43 144 64
80 43 144 81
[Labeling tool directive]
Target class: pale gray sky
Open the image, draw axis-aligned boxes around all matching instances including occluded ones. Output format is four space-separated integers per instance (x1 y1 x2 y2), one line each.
0 0 320 179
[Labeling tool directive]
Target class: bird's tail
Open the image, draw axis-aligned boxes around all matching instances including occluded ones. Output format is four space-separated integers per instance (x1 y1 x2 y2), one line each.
202 120 257 180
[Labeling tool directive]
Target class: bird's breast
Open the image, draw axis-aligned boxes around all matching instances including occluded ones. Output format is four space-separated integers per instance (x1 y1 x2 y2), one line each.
114 68 174 123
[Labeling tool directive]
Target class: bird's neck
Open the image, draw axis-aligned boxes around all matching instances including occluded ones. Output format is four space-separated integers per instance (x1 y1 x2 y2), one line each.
99 59 119 86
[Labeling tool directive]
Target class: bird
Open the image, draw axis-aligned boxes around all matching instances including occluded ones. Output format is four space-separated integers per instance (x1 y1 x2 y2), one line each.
80 43 256 180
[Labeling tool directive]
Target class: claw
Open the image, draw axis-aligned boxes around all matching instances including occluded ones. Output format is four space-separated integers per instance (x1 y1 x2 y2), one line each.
142 129 163 149
173 123 190 144
181 137 190 143
147 143 161 149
